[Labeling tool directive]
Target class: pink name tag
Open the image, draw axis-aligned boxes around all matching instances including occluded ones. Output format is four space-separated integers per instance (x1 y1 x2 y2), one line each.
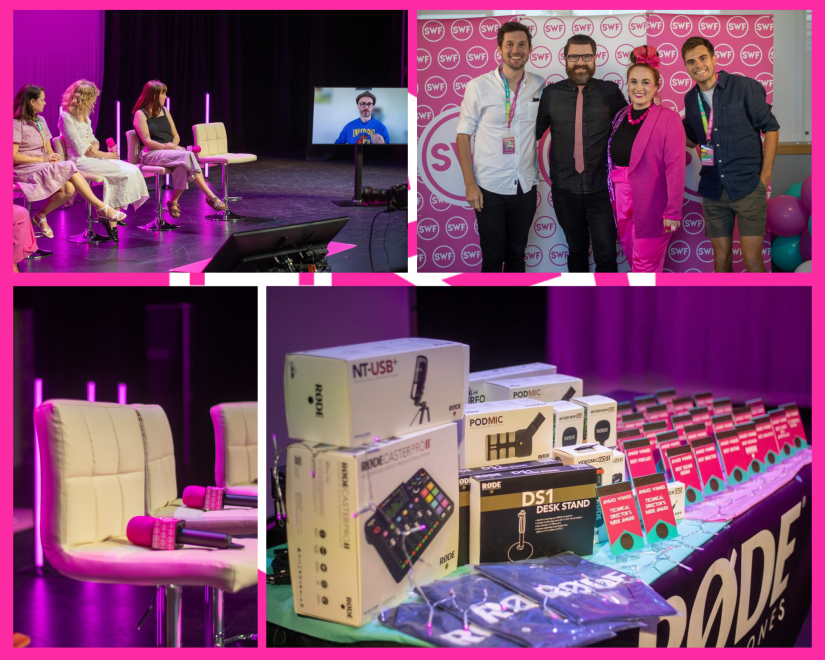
502 136 515 154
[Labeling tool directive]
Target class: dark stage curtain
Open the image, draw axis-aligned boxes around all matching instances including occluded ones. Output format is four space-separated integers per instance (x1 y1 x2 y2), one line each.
95 10 407 158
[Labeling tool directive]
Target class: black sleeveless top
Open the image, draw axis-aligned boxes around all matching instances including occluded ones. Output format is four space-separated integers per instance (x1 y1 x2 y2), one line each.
610 107 648 168
141 107 174 143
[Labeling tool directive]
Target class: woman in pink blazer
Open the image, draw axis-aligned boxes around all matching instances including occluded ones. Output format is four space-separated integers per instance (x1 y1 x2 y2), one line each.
607 46 686 272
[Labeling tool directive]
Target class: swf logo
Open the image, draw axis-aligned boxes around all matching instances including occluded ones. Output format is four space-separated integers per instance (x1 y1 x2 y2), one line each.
732 240 743 264
629 15 647 38
417 105 434 128
461 244 482 267
418 217 439 241
756 16 774 38
421 21 445 43
668 240 690 263
417 49 432 71
433 245 456 269
646 14 665 37
670 72 693 94
658 43 679 67
572 17 594 35
451 19 473 41
453 75 472 97
543 18 565 40
425 76 447 98
615 44 634 67
519 18 538 38
697 240 714 263
445 216 469 239
699 15 721 38
604 72 624 91
430 193 450 212
534 215 557 239
670 15 694 38
417 248 426 270
740 45 763 67
548 244 569 267
726 16 749 39
480 17 501 40
467 46 489 69
524 244 543 268
438 47 460 70
417 192 423 212
682 212 704 235
600 16 622 39
595 45 609 67
714 44 735 67
545 73 564 87
531 46 552 68
756 72 773 96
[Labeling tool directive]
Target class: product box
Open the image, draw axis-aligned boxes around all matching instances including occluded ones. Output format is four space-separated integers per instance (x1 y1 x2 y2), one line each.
551 400 585 449
286 423 459 627
467 363 557 404
633 394 658 418
746 398 767 417
486 374 583 404
457 458 561 566
469 464 597 563
732 405 752 425
460 399 555 469
553 443 614 543
646 404 672 429
570 395 617 448
672 396 695 415
780 403 808 449
668 481 685 522
285 338 469 447
611 449 626 484
656 389 677 413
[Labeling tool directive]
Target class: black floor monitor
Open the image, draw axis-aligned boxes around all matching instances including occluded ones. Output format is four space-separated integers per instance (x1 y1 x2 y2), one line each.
204 216 349 272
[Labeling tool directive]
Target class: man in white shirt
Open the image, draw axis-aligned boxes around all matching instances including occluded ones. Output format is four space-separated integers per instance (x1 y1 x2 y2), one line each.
456 22 545 272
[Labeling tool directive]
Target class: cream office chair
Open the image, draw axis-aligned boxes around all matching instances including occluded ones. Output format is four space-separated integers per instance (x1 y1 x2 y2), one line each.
191 123 256 220
211 402 258 497
35 400 257 647
125 129 178 231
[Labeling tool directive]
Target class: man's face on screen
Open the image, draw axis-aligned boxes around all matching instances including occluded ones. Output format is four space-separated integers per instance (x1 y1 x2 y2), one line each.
358 98 374 120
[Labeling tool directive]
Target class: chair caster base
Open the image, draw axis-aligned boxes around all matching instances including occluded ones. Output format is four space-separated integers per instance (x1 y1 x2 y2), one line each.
27 248 53 259
207 209 246 221
140 218 181 231
66 229 112 244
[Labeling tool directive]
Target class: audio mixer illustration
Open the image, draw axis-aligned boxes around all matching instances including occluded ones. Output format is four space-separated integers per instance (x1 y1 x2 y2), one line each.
365 468 454 583
485 412 546 461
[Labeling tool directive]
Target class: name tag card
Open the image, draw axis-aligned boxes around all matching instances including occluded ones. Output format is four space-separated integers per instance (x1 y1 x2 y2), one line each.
597 481 645 555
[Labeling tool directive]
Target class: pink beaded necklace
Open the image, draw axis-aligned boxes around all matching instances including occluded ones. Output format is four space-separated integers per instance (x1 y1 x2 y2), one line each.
626 105 652 125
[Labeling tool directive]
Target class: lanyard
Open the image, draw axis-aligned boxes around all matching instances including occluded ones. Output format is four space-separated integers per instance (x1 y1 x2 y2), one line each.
697 92 714 143
34 117 47 151
498 65 525 132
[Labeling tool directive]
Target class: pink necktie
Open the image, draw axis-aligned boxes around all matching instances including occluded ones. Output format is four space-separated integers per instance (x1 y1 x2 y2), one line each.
574 84 585 173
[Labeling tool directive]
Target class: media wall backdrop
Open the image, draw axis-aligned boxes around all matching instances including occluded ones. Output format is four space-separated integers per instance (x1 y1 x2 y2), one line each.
416 13 774 272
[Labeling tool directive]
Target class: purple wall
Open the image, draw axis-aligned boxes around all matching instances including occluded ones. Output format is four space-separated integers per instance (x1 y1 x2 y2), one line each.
13 11 105 133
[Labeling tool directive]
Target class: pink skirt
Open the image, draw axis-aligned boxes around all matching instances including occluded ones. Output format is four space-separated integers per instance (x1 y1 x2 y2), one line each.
13 160 77 203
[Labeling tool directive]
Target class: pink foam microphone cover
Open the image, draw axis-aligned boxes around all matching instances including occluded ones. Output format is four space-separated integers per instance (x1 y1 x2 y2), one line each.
126 516 156 548
182 485 207 508
106 138 115 148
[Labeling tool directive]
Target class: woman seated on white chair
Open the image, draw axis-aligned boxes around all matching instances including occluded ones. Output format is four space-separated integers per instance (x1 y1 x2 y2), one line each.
13 84 126 239
58 80 149 241
132 80 227 219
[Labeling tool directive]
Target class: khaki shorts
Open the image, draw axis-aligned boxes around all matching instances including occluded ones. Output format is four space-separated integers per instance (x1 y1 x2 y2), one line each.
702 180 768 238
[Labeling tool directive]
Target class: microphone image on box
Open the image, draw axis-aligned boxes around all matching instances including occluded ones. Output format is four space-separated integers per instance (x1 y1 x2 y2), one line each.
182 485 258 510
485 412 545 461
410 355 430 426
126 516 242 550
507 509 534 561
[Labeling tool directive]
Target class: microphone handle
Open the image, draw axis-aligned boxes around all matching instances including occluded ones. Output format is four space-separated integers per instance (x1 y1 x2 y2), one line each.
177 527 235 549
223 493 258 508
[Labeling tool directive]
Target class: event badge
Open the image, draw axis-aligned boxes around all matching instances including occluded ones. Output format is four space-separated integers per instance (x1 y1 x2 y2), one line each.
700 144 714 166
502 136 515 155
666 444 704 505
597 482 645 555
633 473 679 544
656 431 683 478
689 436 727 496
714 429 750 486
622 438 657 481
769 409 797 459
780 403 808 449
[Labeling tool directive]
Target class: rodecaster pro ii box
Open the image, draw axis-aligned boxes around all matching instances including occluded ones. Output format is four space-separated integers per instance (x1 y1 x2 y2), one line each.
469 464 597 564
285 337 469 447
286 423 459 627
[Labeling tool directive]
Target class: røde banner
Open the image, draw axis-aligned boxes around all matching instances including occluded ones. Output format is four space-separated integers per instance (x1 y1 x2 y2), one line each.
416 14 774 273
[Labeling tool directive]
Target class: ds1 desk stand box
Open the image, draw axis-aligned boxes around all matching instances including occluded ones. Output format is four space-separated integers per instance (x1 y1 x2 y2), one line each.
285 337 469 447
570 395 618 448
485 374 583 404
285 423 459 627
467 363 557 404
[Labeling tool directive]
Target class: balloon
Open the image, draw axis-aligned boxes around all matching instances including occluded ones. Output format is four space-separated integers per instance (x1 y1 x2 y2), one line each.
795 260 812 273
771 234 803 272
767 195 809 237
800 228 812 262
801 175 812 213
784 183 803 199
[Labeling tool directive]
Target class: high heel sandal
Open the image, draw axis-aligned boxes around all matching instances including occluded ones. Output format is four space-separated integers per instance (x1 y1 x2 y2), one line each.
167 201 181 218
96 206 126 243
207 196 228 211
31 213 54 239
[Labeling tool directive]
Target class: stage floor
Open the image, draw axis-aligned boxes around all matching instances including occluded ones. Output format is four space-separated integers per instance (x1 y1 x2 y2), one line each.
18 157 408 273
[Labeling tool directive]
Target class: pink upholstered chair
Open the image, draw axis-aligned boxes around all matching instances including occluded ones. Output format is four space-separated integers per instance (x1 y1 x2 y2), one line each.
211 402 258 498
35 399 257 647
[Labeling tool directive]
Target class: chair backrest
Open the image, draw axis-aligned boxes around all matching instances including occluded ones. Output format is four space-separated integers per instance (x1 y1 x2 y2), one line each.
34 400 146 560
211 402 258 488
125 129 143 166
192 122 228 157
51 136 68 161
131 404 178 514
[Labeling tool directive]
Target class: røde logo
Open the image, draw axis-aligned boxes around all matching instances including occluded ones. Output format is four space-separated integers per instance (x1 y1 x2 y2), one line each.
696 240 714 263
595 45 609 67
658 43 678 66
417 248 426 270
572 17 594 35
670 72 693 94
740 44 762 67
520 18 538 38
524 244 543 268
545 73 564 87
600 17 622 39
445 216 469 239
615 44 634 67
534 216 557 239
756 15 774 37
698 15 721 38
531 46 552 68
603 72 624 91
480 17 501 40
670 15 693 38
629 15 647 38
438 47 460 70
543 18 565 40
714 45 735 67
433 245 456 269
645 14 664 37
549 244 569 266
756 72 773 96
425 76 447 98
417 192 424 212
461 244 482 267
726 16 749 39
682 212 704 235
453 75 472 97
417 49 432 71
668 240 690 263
417 105 434 128
467 46 489 69
430 194 450 212
422 21 445 43
418 217 439 241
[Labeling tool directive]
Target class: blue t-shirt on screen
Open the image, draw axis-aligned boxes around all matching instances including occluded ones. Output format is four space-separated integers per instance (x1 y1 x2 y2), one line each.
334 117 390 144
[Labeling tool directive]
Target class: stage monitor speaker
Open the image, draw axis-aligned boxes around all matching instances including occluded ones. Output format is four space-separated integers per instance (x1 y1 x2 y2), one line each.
203 217 349 273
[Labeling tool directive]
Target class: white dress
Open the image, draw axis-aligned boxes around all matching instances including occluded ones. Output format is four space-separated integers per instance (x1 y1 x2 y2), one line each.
58 107 149 210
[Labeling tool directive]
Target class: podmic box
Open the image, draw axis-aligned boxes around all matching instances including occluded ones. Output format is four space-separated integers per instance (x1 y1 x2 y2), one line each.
570 395 617 448
286 423 459 627
469 464 597 563
460 399 554 469
285 338 469 447
467 363 557 404
485 374 583 404
551 400 585 449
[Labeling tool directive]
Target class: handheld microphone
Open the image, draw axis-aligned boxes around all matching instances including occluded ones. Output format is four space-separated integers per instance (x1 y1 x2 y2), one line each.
186 145 201 153
126 516 242 550
105 138 118 155
182 485 258 510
